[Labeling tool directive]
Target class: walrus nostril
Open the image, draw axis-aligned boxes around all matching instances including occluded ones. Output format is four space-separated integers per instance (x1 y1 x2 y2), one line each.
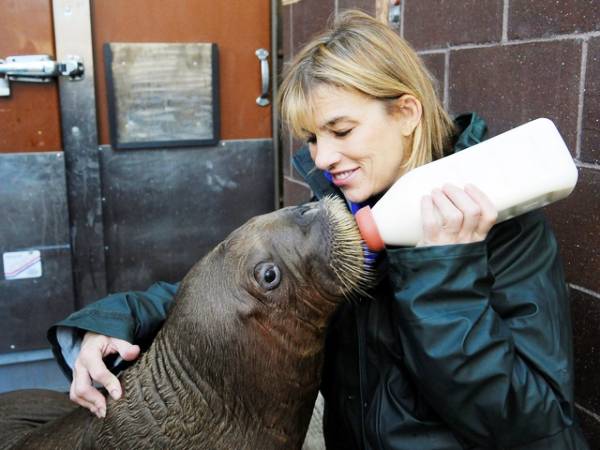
295 203 316 216
293 203 320 226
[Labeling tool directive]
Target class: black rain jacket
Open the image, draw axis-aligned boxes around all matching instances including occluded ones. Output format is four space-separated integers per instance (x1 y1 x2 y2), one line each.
292 113 589 450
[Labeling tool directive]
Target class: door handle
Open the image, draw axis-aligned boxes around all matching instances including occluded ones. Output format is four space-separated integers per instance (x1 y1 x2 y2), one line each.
255 48 270 107
0 54 84 97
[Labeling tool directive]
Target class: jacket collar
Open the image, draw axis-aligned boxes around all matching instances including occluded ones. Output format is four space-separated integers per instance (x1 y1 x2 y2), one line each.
451 112 488 153
291 112 488 201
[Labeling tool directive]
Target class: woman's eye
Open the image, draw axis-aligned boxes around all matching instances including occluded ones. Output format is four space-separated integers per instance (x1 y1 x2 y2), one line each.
254 263 281 290
333 129 352 138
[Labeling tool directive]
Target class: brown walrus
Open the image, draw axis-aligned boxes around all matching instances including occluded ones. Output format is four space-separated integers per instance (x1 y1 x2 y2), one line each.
0 197 371 450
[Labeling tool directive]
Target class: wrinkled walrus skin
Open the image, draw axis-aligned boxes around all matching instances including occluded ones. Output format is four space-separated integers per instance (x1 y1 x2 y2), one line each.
0 197 371 450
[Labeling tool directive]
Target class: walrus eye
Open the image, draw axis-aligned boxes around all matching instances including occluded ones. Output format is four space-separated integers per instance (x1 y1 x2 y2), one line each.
254 263 281 290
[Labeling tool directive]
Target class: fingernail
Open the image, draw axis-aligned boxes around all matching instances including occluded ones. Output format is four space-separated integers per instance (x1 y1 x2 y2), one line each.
110 389 120 399
99 408 106 418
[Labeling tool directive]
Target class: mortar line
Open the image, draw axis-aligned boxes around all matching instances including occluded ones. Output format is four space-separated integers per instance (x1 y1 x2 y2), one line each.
575 403 600 422
574 160 600 169
502 0 509 42
289 3 294 59
444 50 450 111
576 39 588 159
421 31 600 52
400 0 405 38
288 132 293 179
569 284 600 300
418 49 448 55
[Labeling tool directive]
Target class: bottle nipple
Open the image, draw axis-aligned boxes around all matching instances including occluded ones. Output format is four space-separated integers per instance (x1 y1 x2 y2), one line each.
355 206 385 252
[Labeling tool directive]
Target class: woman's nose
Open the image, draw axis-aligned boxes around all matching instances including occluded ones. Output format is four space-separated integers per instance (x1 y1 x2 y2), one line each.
312 141 341 171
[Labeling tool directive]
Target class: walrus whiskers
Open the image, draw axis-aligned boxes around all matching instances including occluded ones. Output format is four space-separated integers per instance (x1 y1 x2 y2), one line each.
322 195 374 300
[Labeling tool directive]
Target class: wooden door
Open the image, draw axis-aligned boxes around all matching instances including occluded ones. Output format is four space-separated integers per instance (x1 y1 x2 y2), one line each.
92 0 272 144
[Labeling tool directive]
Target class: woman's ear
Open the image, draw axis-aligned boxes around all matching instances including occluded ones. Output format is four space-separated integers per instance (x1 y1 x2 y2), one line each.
393 95 422 137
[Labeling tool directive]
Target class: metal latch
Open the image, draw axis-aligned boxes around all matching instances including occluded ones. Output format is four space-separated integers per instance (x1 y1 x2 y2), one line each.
0 54 84 97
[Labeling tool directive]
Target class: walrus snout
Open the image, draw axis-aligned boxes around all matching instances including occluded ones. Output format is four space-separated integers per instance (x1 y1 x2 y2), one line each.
318 196 373 299
278 197 374 300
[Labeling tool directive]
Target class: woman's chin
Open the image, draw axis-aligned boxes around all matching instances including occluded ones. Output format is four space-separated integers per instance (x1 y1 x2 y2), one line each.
341 188 369 204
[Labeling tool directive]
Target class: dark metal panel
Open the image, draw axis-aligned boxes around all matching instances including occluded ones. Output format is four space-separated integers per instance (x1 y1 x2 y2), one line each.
0 350 69 393
100 139 274 292
52 0 107 306
0 152 75 353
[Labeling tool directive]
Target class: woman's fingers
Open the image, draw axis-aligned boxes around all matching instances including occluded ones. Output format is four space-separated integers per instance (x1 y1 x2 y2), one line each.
71 361 108 418
111 338 141 363
431 188 463 232
81 346 122 402
420 194 438 239
69 332 138 418
442 184 482 236
418 184 498 247
464 183 498 235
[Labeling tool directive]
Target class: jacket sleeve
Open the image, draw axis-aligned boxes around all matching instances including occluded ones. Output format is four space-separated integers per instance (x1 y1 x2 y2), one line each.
386 211 579 448
47 281 179 379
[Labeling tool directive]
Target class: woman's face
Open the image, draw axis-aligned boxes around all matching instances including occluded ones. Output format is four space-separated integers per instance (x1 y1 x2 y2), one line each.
306 85 412 203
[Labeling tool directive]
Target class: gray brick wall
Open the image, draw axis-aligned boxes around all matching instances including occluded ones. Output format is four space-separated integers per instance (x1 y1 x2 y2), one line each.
281 1 600 445
407 2 600 444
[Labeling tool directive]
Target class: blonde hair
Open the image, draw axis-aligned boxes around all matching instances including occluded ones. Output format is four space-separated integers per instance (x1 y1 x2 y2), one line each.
279 10 455 170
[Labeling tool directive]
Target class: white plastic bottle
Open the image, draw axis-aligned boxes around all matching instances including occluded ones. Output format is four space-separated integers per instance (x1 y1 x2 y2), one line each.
355 118 578 250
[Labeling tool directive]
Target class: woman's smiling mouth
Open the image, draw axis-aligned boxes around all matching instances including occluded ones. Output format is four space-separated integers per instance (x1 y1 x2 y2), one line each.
331 168 359 186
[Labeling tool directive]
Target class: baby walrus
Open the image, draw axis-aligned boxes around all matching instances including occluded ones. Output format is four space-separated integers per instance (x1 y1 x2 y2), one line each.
0 197 371 450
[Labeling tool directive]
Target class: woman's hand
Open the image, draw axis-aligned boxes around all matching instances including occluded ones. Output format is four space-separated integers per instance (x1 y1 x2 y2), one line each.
70 332 140 418
417 183 498 247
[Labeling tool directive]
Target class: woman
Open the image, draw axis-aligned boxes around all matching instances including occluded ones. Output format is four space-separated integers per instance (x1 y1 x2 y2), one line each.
49 10 588 449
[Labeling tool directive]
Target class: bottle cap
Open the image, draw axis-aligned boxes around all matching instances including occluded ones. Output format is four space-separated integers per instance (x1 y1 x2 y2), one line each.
355 206 385 252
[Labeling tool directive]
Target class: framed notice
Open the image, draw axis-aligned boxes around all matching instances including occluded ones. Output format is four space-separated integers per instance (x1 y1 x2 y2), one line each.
105 42 220 149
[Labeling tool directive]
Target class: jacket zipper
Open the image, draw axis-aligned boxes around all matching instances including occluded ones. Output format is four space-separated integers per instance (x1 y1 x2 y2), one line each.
355 303 370 449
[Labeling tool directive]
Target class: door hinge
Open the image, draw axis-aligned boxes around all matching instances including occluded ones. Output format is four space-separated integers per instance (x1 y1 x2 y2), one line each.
0 54 84 97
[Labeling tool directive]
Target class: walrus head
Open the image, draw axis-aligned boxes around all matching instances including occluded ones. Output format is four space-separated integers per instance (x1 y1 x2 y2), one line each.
105 197 372 449
168 195 371 341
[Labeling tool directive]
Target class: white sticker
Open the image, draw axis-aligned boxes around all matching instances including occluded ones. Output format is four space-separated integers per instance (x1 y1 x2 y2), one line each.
3 250 42 280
